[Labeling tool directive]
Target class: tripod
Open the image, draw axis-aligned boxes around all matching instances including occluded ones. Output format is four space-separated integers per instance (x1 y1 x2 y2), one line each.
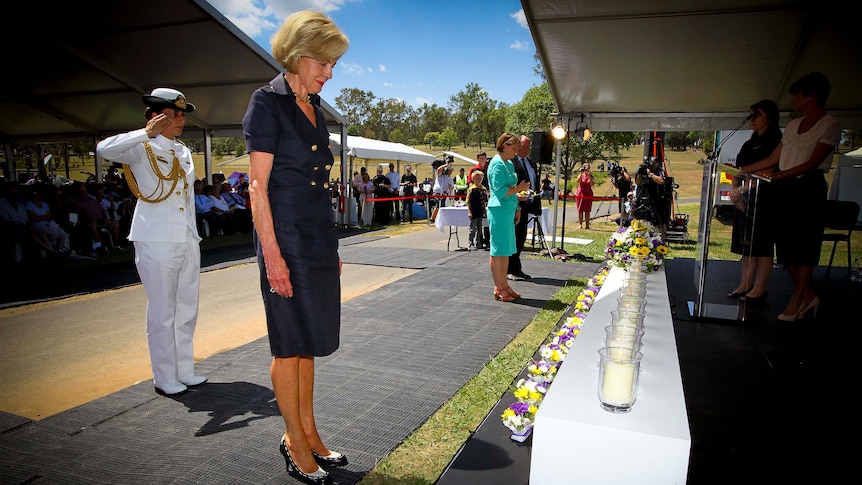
528 213 553 259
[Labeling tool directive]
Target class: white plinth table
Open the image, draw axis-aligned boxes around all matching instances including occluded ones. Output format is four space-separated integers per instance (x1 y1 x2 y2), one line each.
530 265 691 484
434 206 550 251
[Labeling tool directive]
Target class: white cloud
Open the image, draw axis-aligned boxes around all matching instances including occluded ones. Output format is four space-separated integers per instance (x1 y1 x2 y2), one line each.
414 97 433 106
511 9 528 29
379 65 387 72
209 0 354 40
339 62 367 75
383 82 393 87
510 40 530 51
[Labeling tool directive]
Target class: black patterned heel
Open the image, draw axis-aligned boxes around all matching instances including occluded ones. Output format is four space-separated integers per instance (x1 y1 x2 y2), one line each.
280 438 332 485
313 450 348 466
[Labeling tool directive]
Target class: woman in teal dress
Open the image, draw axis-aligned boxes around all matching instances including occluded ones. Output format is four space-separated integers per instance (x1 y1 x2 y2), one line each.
487 132 531 302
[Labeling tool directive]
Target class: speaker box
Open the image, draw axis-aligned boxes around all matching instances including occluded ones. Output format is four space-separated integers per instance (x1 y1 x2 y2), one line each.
531 131 553 165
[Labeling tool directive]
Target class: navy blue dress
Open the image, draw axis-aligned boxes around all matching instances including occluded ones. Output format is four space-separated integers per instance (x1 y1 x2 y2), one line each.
242 74 340 357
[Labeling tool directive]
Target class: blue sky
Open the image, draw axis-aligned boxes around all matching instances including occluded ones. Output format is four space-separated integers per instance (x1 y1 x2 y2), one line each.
208 0 542 108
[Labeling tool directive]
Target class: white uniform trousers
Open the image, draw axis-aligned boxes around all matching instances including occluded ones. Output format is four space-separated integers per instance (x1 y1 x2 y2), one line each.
134 235 201 387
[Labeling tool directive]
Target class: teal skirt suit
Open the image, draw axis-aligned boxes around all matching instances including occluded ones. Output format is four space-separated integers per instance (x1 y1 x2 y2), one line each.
487 154 518 256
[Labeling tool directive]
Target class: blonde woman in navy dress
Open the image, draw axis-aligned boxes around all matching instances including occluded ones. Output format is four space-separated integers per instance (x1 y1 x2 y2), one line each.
487 132 531 302
242 10 348 485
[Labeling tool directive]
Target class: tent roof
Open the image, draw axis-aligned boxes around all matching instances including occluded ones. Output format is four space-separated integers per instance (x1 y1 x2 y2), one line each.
523 0 862 131
1 0 345 144
328 135 435 163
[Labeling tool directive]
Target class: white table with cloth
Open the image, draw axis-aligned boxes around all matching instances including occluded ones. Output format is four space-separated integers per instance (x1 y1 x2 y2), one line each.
434 206 550 251
530 265 691 484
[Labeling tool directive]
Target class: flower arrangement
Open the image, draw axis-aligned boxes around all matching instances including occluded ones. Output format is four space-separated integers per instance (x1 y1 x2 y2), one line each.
518 188 538 202
500 265 610 441
527 360 559 385
604 219 669 273
501 401 538 441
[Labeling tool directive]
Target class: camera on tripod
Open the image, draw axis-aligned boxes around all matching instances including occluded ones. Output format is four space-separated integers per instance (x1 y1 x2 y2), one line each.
637 157 656 177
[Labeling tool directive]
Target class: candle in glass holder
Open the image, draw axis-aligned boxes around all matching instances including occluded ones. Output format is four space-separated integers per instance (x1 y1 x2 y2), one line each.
598 348 643 413
618 296 646 313
602 360 635 404
605 325 644 354
611 309 643 332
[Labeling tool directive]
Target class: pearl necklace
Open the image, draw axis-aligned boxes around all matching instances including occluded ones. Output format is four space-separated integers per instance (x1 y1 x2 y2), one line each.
295 93 311 104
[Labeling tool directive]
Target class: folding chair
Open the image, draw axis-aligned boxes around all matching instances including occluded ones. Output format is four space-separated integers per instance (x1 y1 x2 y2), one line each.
822 200 860 277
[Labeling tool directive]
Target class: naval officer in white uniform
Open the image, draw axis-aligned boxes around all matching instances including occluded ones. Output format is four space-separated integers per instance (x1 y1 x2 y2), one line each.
97 88 207 396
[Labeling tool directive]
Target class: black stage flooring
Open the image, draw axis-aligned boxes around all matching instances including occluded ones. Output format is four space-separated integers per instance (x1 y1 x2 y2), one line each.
437 258 859 484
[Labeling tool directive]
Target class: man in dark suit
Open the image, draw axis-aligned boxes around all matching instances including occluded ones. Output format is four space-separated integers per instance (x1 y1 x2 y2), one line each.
508 134 542 281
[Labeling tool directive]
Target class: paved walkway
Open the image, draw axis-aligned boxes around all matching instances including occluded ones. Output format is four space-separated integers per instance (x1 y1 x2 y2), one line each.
0 227 599 484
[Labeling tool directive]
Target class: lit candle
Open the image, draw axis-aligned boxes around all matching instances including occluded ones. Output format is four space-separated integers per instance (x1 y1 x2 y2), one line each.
618 298 641 311
602 360 635 404
614 320 637 334
608 346 632 359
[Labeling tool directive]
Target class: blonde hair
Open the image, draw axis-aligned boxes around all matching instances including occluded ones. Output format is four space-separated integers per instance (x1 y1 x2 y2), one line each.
495 132 518 152
471 170 484 182
271 10 349 73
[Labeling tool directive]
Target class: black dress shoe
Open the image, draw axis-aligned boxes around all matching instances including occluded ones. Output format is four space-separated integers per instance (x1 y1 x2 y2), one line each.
516 271 532 280
507 274 523 281
727 287 753 298
312 450 348 466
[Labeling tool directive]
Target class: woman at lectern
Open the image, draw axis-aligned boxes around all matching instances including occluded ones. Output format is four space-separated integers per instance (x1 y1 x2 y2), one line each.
742 72 841 321
726 99 782 303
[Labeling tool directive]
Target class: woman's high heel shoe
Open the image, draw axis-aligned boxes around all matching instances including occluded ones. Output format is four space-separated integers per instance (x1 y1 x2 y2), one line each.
728 286 753 298
312 450 348 467
740 289 768 303
280 438 332 485
494 286 519 302
796 296 820 320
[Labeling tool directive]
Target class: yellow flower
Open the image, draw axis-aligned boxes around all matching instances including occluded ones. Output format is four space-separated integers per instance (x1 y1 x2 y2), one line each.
502 408 515 418
657 245 669 255
628 246 640 255
529 390 542 401
528 404 539 414
514 388 529 399
635 237 646 245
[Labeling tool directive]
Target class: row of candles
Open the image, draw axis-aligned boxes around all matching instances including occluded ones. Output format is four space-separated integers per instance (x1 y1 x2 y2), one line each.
598 262 648 413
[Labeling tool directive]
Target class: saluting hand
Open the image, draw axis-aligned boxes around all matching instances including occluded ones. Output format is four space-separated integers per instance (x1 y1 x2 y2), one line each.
145 111 174 138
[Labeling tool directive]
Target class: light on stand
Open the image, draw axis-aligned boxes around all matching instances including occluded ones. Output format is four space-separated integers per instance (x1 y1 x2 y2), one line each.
551 121 567 140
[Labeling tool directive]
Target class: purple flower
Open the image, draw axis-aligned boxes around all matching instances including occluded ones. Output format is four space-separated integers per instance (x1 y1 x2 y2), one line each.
510 401 530 414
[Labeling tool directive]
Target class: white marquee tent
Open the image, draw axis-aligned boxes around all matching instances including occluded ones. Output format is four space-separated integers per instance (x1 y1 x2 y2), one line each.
328 135 435 164
829 147 862 225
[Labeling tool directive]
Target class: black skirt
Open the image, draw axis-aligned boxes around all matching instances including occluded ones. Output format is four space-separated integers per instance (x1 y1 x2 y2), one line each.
256 222 340 357
773 171 827 266
730 178 775 257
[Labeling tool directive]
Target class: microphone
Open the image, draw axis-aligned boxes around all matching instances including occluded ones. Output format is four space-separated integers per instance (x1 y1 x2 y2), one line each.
745 113 754 121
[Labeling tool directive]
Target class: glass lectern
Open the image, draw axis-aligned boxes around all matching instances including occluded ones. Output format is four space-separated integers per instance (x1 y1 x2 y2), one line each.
690 160 769 321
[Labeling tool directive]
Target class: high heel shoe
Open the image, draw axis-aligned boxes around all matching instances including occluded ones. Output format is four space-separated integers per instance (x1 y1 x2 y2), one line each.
280 438 332 485
727 287 753 298
494 286 519 302
312 450 348 467
740 289 768 303
777 301 802 322
796 296 820 320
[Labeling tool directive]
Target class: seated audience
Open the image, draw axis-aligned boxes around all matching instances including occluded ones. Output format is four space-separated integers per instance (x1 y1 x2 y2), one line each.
208 183 237 235
26 184 70 254
67 182 117 255
220 182 251 233
1 182 54 259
